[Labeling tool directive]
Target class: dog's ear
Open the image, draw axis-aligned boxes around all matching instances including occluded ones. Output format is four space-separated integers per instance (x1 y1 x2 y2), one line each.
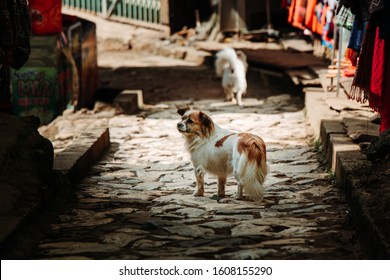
176 104 190 116
236 50 247 62
199 111 214 136
199 111 212 126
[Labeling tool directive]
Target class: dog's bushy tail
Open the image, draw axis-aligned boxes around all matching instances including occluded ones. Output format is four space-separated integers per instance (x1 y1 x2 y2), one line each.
215 48 238 77
236 139 268 202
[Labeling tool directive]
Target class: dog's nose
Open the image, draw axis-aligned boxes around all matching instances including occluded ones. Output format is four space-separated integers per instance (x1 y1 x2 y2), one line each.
177 122 184 130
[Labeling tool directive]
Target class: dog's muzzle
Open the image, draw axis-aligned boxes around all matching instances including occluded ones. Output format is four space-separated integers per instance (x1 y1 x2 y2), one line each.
177 122 186 132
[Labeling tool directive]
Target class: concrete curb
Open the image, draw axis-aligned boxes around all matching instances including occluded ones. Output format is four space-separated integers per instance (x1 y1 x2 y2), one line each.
304 88 390 259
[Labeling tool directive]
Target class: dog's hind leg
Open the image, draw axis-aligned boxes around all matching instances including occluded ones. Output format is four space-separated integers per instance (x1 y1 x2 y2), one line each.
236 90 244 106
224 87 236 103
194 166 205 196
217 177 226 197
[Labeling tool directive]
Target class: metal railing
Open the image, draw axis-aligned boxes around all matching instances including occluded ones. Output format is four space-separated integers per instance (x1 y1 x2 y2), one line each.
62 0 161 25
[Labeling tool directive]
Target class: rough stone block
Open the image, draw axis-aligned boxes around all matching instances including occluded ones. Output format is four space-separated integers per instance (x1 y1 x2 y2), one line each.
113 90 144 115
335 155 371 189
326 133 360 172
320 120 345 154
184 49 210 64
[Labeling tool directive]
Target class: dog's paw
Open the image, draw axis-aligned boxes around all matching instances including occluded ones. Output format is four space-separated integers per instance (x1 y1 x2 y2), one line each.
217 191 226 198
193 190 204 197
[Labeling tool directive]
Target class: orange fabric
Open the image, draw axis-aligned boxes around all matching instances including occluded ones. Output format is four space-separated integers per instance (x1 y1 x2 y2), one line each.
305 0 317 29
288 0 297 24
291 0 306 30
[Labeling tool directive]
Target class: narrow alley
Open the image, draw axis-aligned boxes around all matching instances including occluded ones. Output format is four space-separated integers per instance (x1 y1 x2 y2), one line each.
3 3 390 279
27 49 362 259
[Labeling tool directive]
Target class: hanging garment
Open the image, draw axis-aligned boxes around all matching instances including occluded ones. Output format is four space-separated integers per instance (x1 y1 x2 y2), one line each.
379 41 390 133
305 0 317 29
288 0 297 24
336 6 355 30
313 1 325 35
350 23 376 102
368 0 384 15
379 0 390 39
0 0 31 70
348 19 367 51
369 26 385 112
321 2 335 47
281 0 289 9
0 0 31 109
288 0 308 29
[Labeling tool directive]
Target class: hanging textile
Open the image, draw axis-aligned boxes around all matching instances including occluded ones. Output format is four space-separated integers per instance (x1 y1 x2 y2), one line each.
379 0 390 39
369 26 385 111
347 20 367 65
305 0 318 30
349 23 376 102
336 6 355 31
380 41 390 133
289 0 308 29
313 1 325 35
288 0 297 25
321 1 336 48
348 19 366 51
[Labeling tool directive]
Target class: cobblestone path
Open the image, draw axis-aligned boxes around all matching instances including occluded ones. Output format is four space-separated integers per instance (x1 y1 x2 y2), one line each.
32 97 362 259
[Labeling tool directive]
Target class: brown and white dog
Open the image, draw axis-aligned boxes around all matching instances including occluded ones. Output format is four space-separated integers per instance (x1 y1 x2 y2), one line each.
176 105 267 201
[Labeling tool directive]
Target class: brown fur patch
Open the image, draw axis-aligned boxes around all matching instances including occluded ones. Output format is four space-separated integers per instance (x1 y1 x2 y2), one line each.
188 111 215 138
215 133 235 147
237 133 266 167
176 105 190 116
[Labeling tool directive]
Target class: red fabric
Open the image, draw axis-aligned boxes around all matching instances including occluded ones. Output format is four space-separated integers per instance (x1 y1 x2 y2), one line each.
379 41 390 133
29 0 62 35
281 0 289 9
369 26 385 112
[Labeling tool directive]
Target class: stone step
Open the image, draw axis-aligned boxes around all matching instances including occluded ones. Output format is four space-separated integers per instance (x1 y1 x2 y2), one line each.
113 90 144 115
54 127 110 185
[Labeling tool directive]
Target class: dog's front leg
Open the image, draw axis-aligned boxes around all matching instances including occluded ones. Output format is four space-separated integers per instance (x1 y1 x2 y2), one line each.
194 166 205 196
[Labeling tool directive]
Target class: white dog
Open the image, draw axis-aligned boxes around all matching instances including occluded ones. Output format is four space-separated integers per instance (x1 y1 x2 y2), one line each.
176 105 267 201
215 47 248 106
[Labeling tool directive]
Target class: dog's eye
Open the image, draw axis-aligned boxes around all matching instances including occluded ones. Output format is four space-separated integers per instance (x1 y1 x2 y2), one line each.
187 119 193 124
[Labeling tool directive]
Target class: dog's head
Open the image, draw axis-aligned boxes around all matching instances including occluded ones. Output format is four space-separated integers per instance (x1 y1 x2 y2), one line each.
176 105 214 138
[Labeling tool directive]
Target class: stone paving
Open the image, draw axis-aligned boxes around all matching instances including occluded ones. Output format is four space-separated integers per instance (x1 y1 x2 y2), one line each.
31 96 362 259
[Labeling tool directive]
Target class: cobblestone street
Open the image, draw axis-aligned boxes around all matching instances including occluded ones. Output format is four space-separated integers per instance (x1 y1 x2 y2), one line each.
31 92 362 259
10 13 363 258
